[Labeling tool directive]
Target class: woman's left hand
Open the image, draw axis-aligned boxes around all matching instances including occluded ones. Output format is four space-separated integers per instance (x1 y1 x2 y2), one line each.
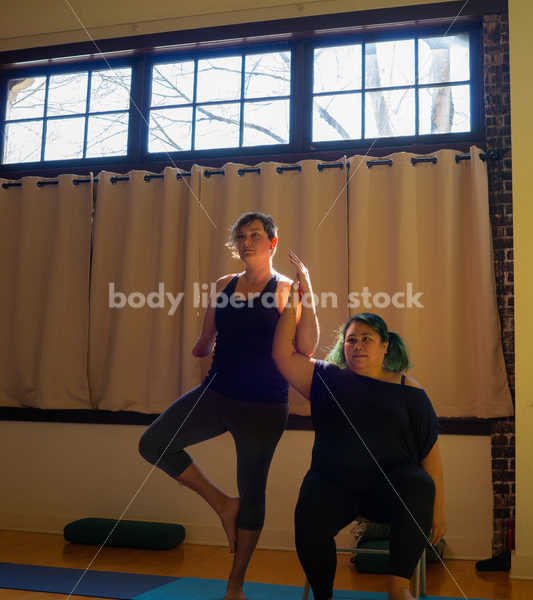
429 506 447 546
289 251 312 296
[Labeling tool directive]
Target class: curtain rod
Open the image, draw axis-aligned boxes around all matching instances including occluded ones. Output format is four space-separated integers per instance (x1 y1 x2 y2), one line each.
0 152 496 189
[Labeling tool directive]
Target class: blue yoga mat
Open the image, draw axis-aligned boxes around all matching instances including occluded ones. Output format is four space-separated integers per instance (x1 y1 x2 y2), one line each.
0 562 481 600
135 577 391 599
0 562 178 599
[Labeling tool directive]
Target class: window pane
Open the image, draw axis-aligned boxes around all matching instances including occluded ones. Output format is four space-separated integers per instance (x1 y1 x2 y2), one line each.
365 40 415 88
365 88 415 138
313 93 361 142
2 120 42 163
244 51 291 98
195 102 240 149
47 73 88 116
197 56 242 102
419 84 470 134
86 113 129 157
6 77 46 120
418 34 470 84
243 99 289 146
151 61 195 107
149 107 193 152
313 45 362 93
44 117 85 160
90 68 132 112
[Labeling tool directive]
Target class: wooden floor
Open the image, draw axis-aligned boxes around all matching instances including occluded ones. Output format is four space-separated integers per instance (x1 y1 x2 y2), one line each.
0 530 531 600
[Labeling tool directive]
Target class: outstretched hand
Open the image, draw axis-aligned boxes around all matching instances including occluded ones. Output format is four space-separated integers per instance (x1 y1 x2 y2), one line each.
289 251 312 296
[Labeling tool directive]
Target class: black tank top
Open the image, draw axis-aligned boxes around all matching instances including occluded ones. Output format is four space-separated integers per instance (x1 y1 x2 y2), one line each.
203 273 289 403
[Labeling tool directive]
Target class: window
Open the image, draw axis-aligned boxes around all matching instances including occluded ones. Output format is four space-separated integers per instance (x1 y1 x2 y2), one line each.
148 50 291 153
312 33 471 143
0 22 480 169
3 66 132 164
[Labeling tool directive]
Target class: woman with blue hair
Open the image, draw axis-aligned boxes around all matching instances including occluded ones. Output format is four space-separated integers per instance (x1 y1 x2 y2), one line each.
273 269 445 600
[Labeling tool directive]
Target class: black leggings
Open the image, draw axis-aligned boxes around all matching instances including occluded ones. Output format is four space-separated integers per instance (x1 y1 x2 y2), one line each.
139 385 288 530
295 465 435 600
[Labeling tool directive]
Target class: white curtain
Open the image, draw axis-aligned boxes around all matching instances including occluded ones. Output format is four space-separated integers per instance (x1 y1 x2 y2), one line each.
88 168 202 413
0 174 92 408
347 147 513 418
0 149 513 418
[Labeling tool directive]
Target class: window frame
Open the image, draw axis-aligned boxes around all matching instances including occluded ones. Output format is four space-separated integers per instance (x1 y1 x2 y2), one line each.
142 42 297 161
0 21 484 174
1 57 140 169
303 23 483 152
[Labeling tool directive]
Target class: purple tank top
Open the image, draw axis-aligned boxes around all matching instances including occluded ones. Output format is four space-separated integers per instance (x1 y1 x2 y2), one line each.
204 274 289 403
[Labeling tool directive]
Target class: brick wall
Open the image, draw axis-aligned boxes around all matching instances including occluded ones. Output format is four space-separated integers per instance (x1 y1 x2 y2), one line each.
483 12 515 556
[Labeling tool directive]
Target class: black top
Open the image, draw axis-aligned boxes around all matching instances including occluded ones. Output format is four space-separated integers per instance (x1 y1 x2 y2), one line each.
309 360 439 485
204 274 289 403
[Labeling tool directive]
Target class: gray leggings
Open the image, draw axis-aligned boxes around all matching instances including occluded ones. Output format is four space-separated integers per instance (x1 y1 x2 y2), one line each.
138 385 288 530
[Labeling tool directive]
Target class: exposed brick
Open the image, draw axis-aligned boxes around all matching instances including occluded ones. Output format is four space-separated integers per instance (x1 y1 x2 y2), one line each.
494 494 506 507
493 483 510 495
484 12 515 556
492 459 507 471
491 445 514 459
492 434 507 446
499 471 514 482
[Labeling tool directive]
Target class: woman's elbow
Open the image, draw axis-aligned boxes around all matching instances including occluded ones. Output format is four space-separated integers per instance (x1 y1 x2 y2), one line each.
295 340 317 358
192 338 214 357
298 349 314 358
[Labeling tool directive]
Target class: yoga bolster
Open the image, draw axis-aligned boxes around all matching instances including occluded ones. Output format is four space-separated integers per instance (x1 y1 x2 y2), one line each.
64 518 185 550
352 539 391 574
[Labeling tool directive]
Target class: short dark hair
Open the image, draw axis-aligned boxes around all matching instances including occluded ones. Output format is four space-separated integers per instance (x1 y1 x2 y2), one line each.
226 212 278 258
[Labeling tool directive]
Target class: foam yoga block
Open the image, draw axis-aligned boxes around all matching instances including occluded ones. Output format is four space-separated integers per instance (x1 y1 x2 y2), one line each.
64 518 185 550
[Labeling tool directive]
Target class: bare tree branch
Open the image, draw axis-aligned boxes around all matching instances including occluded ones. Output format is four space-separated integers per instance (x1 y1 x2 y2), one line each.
314 101 351 139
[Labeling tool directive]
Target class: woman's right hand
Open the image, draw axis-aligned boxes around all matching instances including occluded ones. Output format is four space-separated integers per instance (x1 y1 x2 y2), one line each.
289 251 313 297
287 251 319 357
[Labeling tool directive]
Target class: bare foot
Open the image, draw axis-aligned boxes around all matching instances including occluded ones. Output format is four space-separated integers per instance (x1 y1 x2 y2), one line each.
219 496 240 553
224 582 246 600
223 590 246 600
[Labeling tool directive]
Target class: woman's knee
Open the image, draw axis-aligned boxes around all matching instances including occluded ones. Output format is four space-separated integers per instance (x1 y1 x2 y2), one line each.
138 428 159 464
410 467 436 504
394 465 435 504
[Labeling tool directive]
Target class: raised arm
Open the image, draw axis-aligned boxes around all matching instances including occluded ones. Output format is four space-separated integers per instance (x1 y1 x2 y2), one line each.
272 282 316 399
289 251 320 357
192 274 234 357
421 439 446 546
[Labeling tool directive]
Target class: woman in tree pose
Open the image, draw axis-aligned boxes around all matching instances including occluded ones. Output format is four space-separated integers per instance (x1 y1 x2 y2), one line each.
139 213 318 600
272 267 445 600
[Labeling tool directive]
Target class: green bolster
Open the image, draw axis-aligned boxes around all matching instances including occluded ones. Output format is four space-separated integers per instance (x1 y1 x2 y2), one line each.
64 518 185 550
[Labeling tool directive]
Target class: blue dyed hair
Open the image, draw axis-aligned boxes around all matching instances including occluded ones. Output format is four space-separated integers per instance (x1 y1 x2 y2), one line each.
325 313 412 373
